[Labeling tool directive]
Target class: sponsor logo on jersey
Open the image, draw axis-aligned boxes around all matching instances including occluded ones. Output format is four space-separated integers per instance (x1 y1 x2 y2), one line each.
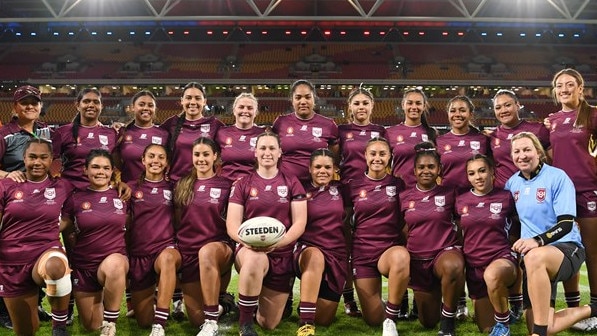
494 138 500 146
134 191 143 199
81 202 91 210
588 201 596 212
346 132 353 139
444 144 451 151
462 206 468 215
250 188 258 198
397 135 404 143
536 188 546 203
125 135 133 142
225 137 233 146
359 190 367 199
286 127 294 135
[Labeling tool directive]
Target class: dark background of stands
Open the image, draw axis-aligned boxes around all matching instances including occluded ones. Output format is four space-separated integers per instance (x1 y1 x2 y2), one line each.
0 0 596 127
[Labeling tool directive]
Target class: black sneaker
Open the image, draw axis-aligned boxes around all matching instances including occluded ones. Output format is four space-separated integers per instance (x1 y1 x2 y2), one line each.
409 300 419 320
52 325 69 336
509 305 523 324
239 323 258 336
282 296 293 319
219 292 239 317
0 311 12 330
38 305 52 322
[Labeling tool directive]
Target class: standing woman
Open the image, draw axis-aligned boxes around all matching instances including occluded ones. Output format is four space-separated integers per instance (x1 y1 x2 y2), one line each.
127 144 181 336
546 68 597 330
51 88 118 190
386 88 438 188
173 137 234 336
0 85 54 328
226 132 307 335
506 132 597 336
272 79 339 183
0 139 74 336
60 149 129 336
293 149 349 335
488 89 550 189
455 154 519 335
436 95 490 192
161 82 224 182
116 90 169 183
399 141 465 336
345 137 410 336
337 85 386 184
215 92 264 181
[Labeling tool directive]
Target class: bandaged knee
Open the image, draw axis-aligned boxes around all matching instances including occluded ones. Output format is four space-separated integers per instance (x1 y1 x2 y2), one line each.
38 251 72 297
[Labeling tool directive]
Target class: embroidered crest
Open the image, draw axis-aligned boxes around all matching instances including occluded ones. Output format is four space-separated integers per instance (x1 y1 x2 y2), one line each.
200 124 211 133
434 196 445 207
489 202 502 214
210 188 222 199
163 190 172 200
536 188 546 203
98 134 109 146
113 198 123 210
44 188 56 200
277 186 288 198
151 136 162 145
312 127 323 138
386 186 397 197
588 201 596 212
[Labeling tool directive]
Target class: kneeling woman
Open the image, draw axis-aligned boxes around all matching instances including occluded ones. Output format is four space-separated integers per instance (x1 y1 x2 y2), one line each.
174 137 234 336
127 144 181 335
399 142 465 336
345 137 410 336
456 154 519 335
294 149 349 335
0 139 74 336
61 149 129 336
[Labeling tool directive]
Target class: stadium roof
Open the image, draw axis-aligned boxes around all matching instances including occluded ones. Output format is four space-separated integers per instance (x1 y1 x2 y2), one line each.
0 0 596 25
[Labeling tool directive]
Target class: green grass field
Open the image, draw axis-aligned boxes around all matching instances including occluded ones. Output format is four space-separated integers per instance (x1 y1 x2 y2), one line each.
31 266 591 335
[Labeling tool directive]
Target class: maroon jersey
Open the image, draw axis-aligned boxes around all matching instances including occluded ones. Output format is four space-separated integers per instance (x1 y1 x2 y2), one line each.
436 130 490 191
489 121 550 188
272 113 339 182
0 178 73 264
52 123 118 190
338 123 386 183
301 181 347 255
346 174 405 262
229 171 306 255
548 109 597 193
455 188 516 267
117 125 169 183
63 188 128 269
215 125 265 181
128 179 175 257
176 176 232 255
160 115 224 182
400 185 457 259
386 123 432 188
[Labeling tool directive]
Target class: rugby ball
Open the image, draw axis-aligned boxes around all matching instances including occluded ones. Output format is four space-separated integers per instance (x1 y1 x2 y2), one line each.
238 216 286 248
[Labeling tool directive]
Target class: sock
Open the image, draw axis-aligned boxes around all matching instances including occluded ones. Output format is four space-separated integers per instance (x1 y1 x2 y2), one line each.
342 287 355 303
532 324 547 336
440 304 455 332
125 290 132 311
400 292 409 314
103 309 119 323
590 293 597 305
565 291 581 308
172 289 183 303
589 301 597 317
298 301 316 325
238 294 258 326
385 301 400 321
494 310 510 325
204 304 220 322
154 307 169 327
51 308 68 328
508 294 523 309
458 296 467 307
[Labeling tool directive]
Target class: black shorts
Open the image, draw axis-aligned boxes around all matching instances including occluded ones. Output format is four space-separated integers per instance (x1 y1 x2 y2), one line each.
522 242 585 309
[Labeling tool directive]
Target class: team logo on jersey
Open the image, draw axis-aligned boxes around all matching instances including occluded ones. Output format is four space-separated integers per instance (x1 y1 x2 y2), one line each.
113 198 123 210
44 188 56 200
125 135 133 142
470 141 480 152
134 191 143 199
536 188 546 203
386 186 397 197
359 190 367 199
490 203 502 214
421 134 429 142
99 134 109 147
312 127 322 137
371 131 380 138
397 135 404 143
286 127 294 135
163 190 172 201
225 137 233 146
81 202 91 210
250 188 258 197
210 188 222 199
277 186 288 198
588 201 596 212
200 124 211 133
434 196 445 207
151 136 163 145
346 132 353 139
250 137 257 149
13 190 23 200
513 191 519 202
329 186 339 196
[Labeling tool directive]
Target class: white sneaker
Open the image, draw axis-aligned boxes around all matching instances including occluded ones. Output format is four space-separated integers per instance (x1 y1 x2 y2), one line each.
382 318 398 336
456 304 469 321
196 319 219 336
100 321 116 336
172 299 185 321
571 317 597 331
149 324 165 336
